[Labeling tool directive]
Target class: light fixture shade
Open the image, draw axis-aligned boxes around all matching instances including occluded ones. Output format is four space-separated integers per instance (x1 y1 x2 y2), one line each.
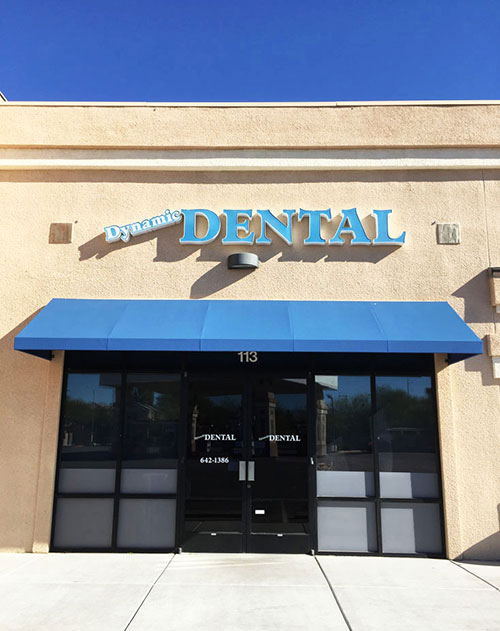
227 253 259 269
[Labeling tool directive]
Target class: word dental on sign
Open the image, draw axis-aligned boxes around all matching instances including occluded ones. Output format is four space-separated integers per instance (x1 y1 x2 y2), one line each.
181 208 405 246
258 434 301 442
103 208 406 246
195 433 236 441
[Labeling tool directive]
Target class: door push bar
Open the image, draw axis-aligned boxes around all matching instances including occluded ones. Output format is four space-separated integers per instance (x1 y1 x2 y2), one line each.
239 461 255 481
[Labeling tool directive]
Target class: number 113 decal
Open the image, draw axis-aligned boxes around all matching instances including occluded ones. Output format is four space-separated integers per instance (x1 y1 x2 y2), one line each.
238 351 258 363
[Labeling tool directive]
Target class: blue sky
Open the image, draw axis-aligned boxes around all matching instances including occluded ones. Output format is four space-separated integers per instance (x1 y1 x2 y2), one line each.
1 0 499 101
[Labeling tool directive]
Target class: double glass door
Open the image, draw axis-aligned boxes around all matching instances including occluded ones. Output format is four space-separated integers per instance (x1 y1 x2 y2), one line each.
182 375 310 553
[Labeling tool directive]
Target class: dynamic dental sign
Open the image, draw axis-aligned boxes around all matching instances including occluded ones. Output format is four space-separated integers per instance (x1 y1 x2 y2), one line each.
104 208 406 246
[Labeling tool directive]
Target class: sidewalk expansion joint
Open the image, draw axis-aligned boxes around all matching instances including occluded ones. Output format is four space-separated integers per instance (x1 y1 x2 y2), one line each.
314 557 353 631
451 560 500 592
123 554 176 630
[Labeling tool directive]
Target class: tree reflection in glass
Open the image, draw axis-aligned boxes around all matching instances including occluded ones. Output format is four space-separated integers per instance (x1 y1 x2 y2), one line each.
375 376 439 498
315 376 373 497
121 374 180 494
59 373 121 493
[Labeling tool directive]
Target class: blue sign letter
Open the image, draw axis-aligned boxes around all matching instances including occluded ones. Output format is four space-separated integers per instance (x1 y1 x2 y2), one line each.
298 209 332 245
180 209 221 244
104 225 121 243
329 208 371 245
256 210 296 245
372 209 406 245
222 210 255 245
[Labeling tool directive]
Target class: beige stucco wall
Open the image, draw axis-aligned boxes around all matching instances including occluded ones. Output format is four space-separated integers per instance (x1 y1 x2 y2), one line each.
0 103 499 558
1 102 500 148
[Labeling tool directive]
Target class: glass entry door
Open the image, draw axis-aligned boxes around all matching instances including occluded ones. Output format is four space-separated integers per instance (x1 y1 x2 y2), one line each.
182 377 245 552
182 376 310 553
248 377 309 552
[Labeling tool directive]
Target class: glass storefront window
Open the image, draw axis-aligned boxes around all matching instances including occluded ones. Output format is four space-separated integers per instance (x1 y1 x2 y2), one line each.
316 372 443 555
58 373 121 493
121 374 180 494
375 376 440 499
54 371 181 551
315 375 373 497
53 359 443 556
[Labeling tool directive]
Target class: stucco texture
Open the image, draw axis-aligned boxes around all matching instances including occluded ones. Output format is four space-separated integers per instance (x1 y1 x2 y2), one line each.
1 103 500 148
0 104 499 559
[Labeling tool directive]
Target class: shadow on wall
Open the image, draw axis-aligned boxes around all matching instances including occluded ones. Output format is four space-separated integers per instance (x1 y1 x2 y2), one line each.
461 350 497 387
0 311 52 551
0 167 484 185
1 309 45 348
78 214 401 298
0 309 48 364
457 505 500 562
452 271 492 324
187 262 252 298
453 270 498 384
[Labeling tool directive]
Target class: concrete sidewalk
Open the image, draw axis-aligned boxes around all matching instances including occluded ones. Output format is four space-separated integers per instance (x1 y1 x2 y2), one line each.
0 553 498 631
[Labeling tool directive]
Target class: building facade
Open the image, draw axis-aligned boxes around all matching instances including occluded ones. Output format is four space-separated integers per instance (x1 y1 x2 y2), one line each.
0 101 499 559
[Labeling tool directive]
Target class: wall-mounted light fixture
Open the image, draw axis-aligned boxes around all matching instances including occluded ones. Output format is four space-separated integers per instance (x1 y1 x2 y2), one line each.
227 253 259 270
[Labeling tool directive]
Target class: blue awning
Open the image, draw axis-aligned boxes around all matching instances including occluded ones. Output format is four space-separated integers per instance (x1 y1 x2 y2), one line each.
14 299 483 362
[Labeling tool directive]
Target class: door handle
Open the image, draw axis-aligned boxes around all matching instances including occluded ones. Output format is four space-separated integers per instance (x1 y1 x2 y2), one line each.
239 461 246 481
248 461 255 481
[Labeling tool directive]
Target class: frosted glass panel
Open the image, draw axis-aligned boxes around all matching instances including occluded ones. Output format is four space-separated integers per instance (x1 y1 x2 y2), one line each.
317 471 375 497
317 500 377 552
381 502 442 554
58 468 116 493
117 499 176 548
379 472 439 498
120 468 177 494
53 498 113 548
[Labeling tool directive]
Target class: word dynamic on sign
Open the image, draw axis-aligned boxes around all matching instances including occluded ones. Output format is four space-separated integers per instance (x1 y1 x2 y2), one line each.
103 209 182 243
